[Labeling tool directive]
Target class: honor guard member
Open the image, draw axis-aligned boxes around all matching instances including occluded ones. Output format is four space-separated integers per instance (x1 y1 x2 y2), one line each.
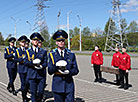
25 38 30 49
24 32 47 102
38 35 44 48
91 45 103 83
14 35 29 102
4 37 17 95
111 46 121 85
118 46 131 90
48 30 79 102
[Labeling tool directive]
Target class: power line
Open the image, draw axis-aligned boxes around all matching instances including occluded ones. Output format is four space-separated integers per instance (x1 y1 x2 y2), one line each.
104 0 128 51
33 0 50 32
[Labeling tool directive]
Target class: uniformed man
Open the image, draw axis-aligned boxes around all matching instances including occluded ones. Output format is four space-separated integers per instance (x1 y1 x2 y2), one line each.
14 35 29 102
111 46 121 85
91 45 103 83
25 38 30 49
38 35 44 48
4 37 17 95
24 32 47 102
118 46 131 90
48 30 79 102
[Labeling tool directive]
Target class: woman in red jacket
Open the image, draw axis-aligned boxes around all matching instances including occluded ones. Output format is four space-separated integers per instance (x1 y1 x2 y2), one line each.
119 46 131 90
111 47 121 85
91 45 103 83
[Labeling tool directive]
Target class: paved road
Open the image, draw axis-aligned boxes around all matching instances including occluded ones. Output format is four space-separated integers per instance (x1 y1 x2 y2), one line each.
1 52 138 102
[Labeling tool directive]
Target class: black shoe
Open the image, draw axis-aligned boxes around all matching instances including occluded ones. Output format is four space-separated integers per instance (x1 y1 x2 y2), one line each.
94 79 99 82
98 78 103 83
116 82 120 86
124 85 129 90
7 87 13 93
12 90 17 96
119 85 124 89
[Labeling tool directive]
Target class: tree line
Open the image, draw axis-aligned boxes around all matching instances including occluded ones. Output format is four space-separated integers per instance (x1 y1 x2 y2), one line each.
1 18 138 51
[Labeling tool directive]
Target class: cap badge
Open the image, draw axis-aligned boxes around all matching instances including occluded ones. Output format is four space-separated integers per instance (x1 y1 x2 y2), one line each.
60 35 63 38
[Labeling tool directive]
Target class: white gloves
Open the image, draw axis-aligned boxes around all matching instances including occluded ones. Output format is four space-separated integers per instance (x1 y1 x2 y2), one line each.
33 59 41 65
58 69 69 75
13 53 15 56
91 64 93 67
34 65 43 69
22 55 25 59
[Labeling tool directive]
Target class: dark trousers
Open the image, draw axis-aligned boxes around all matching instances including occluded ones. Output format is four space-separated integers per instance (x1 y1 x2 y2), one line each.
7 68 17 88
114 66 120 84
29 78 46 102
53 92 74 102
19 73 29 100
119 69 128 86
93 64 102 80
19 73 28 91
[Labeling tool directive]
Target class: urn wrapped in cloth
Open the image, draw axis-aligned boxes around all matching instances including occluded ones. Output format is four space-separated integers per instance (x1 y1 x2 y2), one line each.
100 66 119 75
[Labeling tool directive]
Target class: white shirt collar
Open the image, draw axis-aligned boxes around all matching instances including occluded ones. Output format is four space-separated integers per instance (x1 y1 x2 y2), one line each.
32 46 38 53
58 49 65 57
20 46 25 51
10 46 13 49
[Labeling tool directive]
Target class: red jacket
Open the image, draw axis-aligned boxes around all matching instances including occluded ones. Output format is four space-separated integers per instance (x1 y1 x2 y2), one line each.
111 52 121 67
119 52 131 70
91 50 103 65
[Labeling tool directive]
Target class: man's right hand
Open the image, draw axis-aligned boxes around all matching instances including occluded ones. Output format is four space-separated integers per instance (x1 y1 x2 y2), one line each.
91 64 93 67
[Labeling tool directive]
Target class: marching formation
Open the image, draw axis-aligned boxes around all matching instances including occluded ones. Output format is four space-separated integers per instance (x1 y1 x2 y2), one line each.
4 30 79 102
4 29 131 102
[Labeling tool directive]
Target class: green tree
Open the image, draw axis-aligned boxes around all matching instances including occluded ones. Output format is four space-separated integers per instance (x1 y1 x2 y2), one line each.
4 34 12 46
120 18 127 33
49 37 56 51
0 32 4 45
127 21 138 33
71 35 80 50
104 17 116 35
127 32 138 46
82 26 91 36
40 29 50 47
73 27 80 36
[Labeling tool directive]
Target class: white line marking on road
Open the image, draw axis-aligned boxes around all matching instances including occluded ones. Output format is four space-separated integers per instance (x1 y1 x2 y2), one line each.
0 82 7 87
75 78 138 95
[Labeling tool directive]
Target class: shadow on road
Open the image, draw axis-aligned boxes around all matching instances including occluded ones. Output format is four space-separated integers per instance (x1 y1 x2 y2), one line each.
42 90 85 102
102 80 133 89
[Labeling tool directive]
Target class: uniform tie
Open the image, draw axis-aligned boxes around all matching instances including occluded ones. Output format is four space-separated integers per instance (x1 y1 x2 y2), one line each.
35 48 37 54
23 47 25 51
61 51 63 58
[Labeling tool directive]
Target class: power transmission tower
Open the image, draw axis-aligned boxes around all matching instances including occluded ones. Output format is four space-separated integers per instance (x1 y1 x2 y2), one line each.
104 0 128 51
33 0 49 32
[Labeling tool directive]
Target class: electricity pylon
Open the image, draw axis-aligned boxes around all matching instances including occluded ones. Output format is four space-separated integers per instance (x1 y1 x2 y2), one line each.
104 0 128 51
33 0 49 32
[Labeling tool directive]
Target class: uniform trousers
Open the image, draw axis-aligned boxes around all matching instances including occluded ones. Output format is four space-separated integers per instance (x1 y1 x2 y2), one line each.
53 92 74 102
7 68 17 87
29 78 46 102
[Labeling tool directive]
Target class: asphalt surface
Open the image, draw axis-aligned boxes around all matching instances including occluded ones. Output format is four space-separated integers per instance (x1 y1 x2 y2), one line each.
0 51 138 102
